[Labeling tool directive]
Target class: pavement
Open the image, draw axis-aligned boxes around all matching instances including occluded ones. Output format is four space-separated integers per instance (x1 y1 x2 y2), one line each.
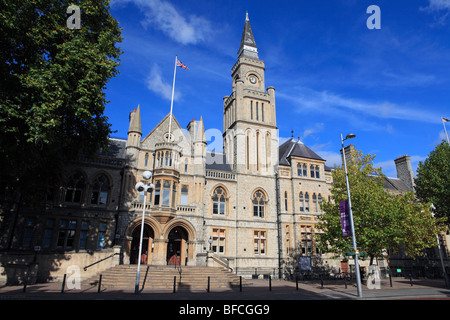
0 276 449 301
1 277 448 319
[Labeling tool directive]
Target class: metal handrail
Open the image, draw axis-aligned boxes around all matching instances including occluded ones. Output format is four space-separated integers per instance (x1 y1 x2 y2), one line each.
83 253 119 271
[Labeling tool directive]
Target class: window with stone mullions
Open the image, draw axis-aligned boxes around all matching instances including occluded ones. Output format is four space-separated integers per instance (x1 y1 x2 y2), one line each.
212 187 226 215
252 191 265 218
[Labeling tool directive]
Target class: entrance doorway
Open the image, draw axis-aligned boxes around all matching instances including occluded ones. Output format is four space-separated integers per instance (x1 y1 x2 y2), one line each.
130 224 154 265
167 226 188 265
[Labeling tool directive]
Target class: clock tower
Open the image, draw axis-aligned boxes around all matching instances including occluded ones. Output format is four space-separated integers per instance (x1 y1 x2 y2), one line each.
223 13 277 175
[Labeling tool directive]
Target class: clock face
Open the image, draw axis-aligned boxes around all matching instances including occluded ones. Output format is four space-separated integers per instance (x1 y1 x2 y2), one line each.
249 76 257 84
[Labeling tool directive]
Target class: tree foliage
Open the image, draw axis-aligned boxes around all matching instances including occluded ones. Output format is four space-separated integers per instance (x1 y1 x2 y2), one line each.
0 0 122 204
315 149 447 263
414 140 450 225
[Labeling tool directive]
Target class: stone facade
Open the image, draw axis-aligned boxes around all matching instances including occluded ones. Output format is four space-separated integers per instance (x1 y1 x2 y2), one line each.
2 14 446 285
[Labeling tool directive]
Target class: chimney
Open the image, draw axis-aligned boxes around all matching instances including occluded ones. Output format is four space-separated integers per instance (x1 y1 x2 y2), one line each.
394 155 414 190
340 144 355 167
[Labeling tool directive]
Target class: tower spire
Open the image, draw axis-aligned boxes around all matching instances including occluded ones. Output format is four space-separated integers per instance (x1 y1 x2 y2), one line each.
238 12 258 58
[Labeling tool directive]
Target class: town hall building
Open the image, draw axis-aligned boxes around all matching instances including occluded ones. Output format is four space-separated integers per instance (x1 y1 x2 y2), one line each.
0 14 423 283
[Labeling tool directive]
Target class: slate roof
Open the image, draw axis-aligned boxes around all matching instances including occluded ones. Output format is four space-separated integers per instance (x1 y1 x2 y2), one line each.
97 137 127 159
278 138 325 166
383 176 412 192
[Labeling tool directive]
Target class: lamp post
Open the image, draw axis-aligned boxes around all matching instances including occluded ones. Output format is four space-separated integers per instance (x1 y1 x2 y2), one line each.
341 133 363 298
431 204 450 288
208 236 213 251
134 171 154 294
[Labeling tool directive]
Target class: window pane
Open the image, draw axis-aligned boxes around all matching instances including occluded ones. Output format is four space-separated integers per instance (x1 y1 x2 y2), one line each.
162 189 170 206
99 191 108 205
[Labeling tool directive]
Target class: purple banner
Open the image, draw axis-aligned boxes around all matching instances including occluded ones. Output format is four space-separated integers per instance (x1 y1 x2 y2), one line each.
339 201 351 237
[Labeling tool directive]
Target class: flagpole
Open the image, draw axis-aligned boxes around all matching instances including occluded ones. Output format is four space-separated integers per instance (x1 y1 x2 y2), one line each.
168 55 178 142
442 117 449 144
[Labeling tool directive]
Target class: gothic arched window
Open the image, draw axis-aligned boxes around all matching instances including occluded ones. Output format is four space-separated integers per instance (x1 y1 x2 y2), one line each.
305 192 310 212
299 192 304 212
65 171 85 203
212 187 226 215
91 174 111 206
252 190 266 218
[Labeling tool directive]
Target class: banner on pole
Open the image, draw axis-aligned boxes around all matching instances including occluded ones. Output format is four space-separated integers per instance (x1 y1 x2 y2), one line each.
339 201 351 237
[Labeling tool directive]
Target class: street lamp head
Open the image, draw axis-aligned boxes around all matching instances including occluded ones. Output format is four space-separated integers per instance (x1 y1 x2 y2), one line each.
142 170 152 180
135 182 146 192
345 133 356 140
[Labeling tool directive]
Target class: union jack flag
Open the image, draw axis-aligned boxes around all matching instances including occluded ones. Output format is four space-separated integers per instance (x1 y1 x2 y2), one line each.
176 59 189 70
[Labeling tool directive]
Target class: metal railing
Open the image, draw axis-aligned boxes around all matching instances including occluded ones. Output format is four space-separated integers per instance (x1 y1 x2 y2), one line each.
83 253 119 271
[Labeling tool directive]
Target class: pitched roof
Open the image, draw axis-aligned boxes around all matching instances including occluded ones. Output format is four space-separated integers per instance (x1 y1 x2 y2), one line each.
383 176 412 192
278 138 325 166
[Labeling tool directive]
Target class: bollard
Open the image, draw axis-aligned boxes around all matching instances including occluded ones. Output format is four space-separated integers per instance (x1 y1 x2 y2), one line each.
389 274 393 287
320 276 324 289
409 274 413 286
173 276 176 293
98 274 102 293
207 276 210 293
240 276 242 292
269 275 272 291
344 276 347 289
61 274 66 293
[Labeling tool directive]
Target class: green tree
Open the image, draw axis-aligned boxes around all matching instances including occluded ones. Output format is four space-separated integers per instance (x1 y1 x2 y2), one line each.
316 149 446 264
415 141 450 224
0 0 122 204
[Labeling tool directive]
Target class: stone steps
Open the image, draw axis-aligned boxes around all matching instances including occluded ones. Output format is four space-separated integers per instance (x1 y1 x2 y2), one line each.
85 265 248 290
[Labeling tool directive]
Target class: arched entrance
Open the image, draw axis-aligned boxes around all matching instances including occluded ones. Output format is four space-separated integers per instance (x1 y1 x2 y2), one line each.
130 224 154 265
167 226 188 265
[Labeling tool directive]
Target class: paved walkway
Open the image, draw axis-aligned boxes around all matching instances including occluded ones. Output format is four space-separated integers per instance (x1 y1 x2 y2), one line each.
1 277 449 300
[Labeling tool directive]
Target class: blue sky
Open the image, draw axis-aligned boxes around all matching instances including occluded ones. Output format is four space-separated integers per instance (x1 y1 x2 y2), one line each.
105 0 450 178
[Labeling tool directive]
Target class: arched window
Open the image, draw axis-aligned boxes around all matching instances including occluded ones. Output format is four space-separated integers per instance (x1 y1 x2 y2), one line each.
162 180 170 206
297 163 303 176
305 192 310 212
252 190 266 218
318 194 323 213
265 132 271 171
310 165 315 178
246 132 250 170
165 152 169 166
299 192 304 212
302 164 307 177
256 131 260 171
91 174 111 206
312 193 318 212
65 171 85 203
180 185 188 205
212 187 226 215
154 180 161 205
284 191 288 211
144 153 149 167
315 165 320 179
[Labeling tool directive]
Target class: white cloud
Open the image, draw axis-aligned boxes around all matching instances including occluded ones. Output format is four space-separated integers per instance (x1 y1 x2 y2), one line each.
301 122 324 140
146 65 181 101
112 0 213 45
426 0 450 10
316 150 342 168
278 86 441 125
421 0 450 24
